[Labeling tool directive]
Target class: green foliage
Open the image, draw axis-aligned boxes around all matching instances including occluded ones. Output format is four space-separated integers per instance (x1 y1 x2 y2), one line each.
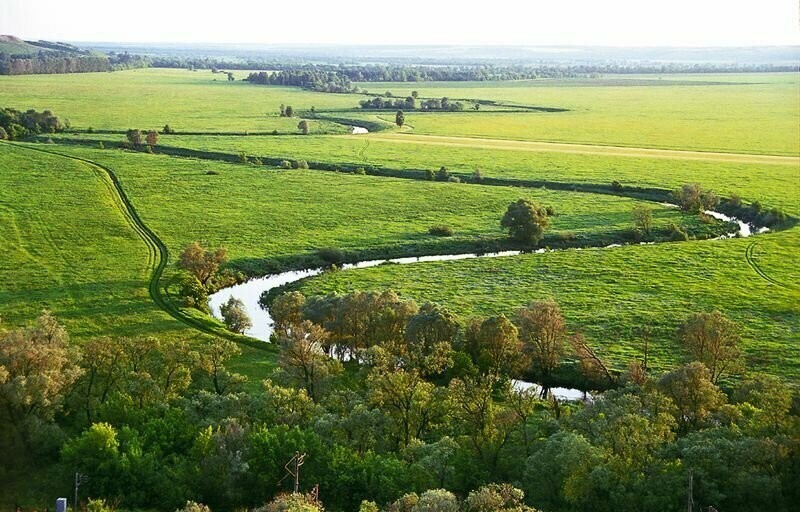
428 225 454 237
501 199 549 245
219 296 252 334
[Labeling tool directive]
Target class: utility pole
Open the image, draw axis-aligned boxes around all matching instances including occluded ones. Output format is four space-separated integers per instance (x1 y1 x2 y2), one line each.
74 472 88 511
278 451 307 494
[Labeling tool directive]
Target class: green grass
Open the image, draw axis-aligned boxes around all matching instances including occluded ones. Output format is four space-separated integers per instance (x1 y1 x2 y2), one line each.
63 132 797 214
36 145 690 266
295 228 800 380
3 69 798 384
0 68 360 132
362 73 800 155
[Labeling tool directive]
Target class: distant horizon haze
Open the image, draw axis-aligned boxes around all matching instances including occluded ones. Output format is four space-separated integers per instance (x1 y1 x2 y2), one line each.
1 0 799 47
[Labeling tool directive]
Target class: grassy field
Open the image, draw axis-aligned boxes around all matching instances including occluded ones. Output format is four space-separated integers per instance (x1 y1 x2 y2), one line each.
363 73 800 155
295 229 800 379
0 68 358 132
2 69 798 383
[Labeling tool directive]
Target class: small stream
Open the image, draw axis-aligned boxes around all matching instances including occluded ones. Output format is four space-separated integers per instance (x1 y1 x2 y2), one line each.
209 210 761 342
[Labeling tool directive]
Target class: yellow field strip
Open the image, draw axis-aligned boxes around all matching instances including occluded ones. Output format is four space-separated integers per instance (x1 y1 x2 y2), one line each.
359 133 800 166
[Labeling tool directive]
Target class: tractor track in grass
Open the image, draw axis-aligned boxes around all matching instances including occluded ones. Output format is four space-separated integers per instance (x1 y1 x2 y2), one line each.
4 142 253 345
745 240 790 289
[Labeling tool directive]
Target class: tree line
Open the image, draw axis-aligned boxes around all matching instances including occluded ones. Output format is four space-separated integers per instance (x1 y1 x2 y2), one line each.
0 51 149 75
0 107 65 140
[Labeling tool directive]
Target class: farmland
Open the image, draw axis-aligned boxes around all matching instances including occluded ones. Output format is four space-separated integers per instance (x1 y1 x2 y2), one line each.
1 63 799 510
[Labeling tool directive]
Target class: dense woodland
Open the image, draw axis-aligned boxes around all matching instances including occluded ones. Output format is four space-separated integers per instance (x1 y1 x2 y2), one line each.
0 50 149 75
2 266 798 511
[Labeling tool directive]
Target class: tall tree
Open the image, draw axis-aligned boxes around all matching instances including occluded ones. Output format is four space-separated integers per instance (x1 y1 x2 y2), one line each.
514 300 566 395
679 310 742 383
396 110 405 127
220 296 251 334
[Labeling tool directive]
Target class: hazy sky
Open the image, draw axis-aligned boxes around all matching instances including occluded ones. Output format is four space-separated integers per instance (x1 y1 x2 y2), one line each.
1 0 799 46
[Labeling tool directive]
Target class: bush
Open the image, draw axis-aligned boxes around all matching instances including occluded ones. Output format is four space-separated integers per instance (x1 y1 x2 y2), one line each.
272 129 279 135
501 199 550 246
425 169 435 181
206 170 219 175
448 176 461 183
145 145 153 154
611 180 623 191
97 141 105 149
87 126 94 133
0 127 7 140
250 156 263 165
292 159 309 169
45 137 54 144
317 247 345 264
428 225 454 237
280 160 292 169
354 167 366 175
237 151 248 163
472 169 484 183
435 166 450 181
175 502 211 512
674 183 718 212
667 223 689 241
545 205 557 216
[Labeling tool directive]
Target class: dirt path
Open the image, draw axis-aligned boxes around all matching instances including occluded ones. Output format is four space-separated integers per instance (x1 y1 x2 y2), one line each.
361 133 800 166
745 240 791 289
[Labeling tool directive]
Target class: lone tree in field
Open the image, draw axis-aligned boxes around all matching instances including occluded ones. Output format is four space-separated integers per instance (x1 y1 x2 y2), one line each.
396 110 405 127
125 128 142 146
177 241 228 287
501 199 550 246
220 296 251 334
632 204 653 234
297 119 309 135
145 130 159 147
284 105 294 117
679 310 742 383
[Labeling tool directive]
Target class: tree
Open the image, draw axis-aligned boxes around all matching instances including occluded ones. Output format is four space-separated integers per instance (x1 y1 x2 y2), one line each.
514 300 566 395
277 320 338 399
146 130 159 146
679 310 742 383
77 336 125 424
220 296 251 334
674 183 719 212
270 291 307 335
411 90 419 98
396 110 405 127
404 303 460 374
162 124 174 134
467 315 523 377
501 199 549 246
464 484 539 512
413 489 459 512
657 362 725 432
0 126 7 140
177 241 228 287
126 128 142 146
298 119 309 134
632 204 653 234
569 333 616 386
199 338 246 394
0 311 83 445
285 105 294 117
61 422 122 499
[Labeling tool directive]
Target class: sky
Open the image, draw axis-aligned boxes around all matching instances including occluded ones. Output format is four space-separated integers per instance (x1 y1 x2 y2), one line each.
1 0 799 46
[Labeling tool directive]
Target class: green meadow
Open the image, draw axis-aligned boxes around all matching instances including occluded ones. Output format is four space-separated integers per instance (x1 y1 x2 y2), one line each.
1 69 798 381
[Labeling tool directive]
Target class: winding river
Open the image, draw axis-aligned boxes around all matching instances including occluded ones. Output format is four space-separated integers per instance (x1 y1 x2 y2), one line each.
209 210 757 341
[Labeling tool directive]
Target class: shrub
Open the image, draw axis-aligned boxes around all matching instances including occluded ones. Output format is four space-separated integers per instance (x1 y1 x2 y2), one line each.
272 129 279 135
280 160 292 169
97 141 105 149
472 168 484 183
448 176 461 183
667 223 689 241
175 502 211 512
317 247 345 264
0 127 7 140
611 180 623 191
545 205 557 216
359 501 379 512
435 166 450 181
144 145 153 153
87 126 94 133
237 151 248 163
292 159 309 169
354 167 366 175
250 156 263 165
428 225 454 237
162 124 174 134
45 137 54 144
674 183 719 212
206 170 219 175
425 169 435 181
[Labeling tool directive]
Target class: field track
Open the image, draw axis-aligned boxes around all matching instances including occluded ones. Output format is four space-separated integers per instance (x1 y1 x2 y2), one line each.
361 133 800 165
4 142 247 343
745 240 791 289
